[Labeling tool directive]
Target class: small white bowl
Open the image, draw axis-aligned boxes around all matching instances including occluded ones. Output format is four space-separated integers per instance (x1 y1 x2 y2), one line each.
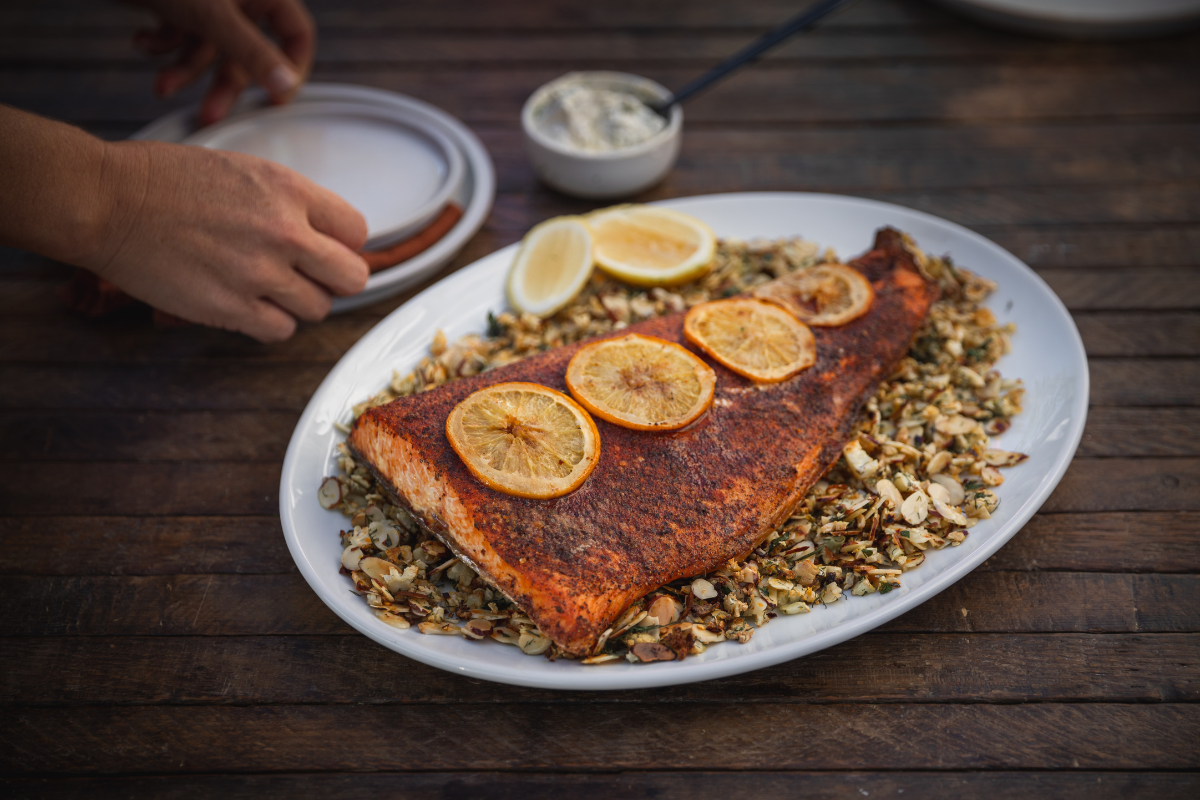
521 71 682 200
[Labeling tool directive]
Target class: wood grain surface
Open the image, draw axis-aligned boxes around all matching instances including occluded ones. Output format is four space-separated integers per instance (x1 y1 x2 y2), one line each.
1 0 1197 795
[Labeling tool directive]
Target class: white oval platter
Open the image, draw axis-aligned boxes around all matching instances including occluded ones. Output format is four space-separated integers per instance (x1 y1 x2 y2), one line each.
279 192 1089 691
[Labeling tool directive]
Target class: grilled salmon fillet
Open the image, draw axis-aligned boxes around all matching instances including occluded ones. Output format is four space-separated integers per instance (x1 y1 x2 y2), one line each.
349 228 936 655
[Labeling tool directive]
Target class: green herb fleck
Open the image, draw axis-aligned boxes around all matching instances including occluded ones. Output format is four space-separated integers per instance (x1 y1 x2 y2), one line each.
486 311 503 338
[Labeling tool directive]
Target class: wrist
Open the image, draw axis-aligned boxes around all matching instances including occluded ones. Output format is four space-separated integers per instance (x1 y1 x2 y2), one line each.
0 108 126 269
78 140 151 280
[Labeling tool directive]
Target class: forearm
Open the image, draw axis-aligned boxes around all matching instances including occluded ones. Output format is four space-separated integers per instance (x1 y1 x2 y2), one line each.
0 105 132 268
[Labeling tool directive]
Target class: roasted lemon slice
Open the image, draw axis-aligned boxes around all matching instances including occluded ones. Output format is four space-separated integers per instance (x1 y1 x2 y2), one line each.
506 216 595 317
587 204 716 287
566 333 716 431
684 298 816 383
752 263 874 327
446 382 600 499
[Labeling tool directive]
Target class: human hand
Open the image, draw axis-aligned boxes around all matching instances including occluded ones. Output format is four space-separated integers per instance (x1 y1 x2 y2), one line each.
84 139 368 342
128 0 315 125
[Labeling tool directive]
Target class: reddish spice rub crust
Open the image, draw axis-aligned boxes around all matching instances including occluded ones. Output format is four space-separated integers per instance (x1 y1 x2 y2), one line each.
349 228 937 655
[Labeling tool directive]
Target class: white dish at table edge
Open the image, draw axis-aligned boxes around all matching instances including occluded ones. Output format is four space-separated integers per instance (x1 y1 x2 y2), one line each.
932 0 1200 38
280 192 1089 691
130 83 495 312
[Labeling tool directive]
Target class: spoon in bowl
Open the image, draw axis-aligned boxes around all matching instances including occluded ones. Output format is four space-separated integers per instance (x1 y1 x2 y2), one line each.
648 0 859 117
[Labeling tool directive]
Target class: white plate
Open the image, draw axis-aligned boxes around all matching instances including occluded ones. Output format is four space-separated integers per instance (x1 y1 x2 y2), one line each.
933 0 1200 38
184 100 464 250
279 192 1089 691
130 83 495 312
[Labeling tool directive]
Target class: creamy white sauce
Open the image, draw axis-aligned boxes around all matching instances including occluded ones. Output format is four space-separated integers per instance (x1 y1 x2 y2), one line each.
534 80 667 152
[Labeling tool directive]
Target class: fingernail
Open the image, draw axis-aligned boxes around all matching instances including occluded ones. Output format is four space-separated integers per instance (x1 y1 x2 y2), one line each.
265 64 299 96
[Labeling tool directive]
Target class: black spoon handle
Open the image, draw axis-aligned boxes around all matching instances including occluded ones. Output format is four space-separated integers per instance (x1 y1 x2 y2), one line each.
653 0 858 113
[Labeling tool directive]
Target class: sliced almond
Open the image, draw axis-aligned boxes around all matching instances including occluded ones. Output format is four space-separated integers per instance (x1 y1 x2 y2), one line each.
843 440 881 480
927 450 952 475
935 415 977 436
646 595 682 626
691 578 718 600
930 473 966 505
901 489 930 525
876 478 903 508
984 449 1028 467
932 495 969 527
318 477 343 509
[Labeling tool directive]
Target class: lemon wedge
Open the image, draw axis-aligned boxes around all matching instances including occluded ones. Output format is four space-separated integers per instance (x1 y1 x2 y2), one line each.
684 298 816 383
507 216 594 317
566 333 716 431
587 204 716 287
445 382 601 499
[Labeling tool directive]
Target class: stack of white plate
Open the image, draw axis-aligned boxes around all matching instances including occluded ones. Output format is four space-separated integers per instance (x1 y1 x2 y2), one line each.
132 83 495 312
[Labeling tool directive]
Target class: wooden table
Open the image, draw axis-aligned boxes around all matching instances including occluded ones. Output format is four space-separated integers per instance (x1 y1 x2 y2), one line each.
2 0 1198 795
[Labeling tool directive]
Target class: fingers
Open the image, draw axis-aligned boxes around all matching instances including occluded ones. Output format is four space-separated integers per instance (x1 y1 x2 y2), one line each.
264 268 333 323
133 25 185 56
295 232 370 297
154 39 217 98
263 0 316 78
239 298 298 343
199 60 249 126
307 184 369 251
205 2 302 104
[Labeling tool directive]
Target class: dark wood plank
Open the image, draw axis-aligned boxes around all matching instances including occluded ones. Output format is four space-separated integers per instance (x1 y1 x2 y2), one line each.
1075 314 1200 356
983 512 1200 572
2 704 1197 773
1041 458 1200 513
7 28 1200 66
5 63 1199 127
0 316 381 363
0 516 295 575
0 575 348 636
1041 270 1200 311
881 572 1200 634
0 0 953 32
0 363 330 411
0 462 281 515
1091 359 1200 407
0 411 297 461
1077 408 1200 456
980 225 1200 270
3 633 1195 706
1 573 1194 636
4 772 1199 800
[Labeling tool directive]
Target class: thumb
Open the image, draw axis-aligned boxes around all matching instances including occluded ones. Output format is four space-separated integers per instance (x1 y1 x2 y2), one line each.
205 5 301 103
